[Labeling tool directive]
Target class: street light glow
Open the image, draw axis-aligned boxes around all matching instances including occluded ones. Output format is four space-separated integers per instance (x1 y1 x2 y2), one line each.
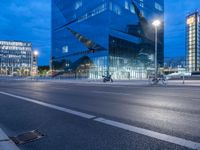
152 20 161 27
33 50 39 56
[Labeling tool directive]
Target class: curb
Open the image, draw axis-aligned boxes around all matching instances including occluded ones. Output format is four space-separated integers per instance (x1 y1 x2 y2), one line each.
0 128 20 150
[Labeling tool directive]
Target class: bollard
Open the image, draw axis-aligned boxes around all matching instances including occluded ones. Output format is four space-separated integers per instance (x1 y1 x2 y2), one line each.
182 74 185 84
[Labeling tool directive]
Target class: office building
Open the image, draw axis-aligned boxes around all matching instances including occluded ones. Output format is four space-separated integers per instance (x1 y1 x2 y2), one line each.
186 11 200 72
52 0 164 79
0 40 33 76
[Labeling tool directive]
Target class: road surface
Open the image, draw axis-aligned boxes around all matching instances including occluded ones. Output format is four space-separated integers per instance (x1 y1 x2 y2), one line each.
0 80 200 150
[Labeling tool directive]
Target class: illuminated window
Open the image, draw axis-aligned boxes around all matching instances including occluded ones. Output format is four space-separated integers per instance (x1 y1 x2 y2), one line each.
113 4 121 15
130 5 135 14
75 0 82 10
62 46 69 53
125 1 129 10
155 2 163 11
187 16 195 25
78 3 107 23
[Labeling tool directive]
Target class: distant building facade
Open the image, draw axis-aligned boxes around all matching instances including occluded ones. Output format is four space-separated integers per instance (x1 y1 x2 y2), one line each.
186 11 200 72
52 0 164 79
0 41 33 76
164 57 186 68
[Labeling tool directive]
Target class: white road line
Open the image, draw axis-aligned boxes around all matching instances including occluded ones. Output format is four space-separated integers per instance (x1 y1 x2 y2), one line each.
0 128 20 150
94 118 200 150
92 90 132 96
0 91 95 119
1 91 200 149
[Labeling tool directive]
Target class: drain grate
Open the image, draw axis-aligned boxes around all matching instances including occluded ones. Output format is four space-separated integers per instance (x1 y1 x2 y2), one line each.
10 130 45 145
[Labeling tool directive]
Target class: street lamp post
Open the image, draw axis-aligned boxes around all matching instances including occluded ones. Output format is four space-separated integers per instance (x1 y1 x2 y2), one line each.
50 58 53 75
0 59 1 76
152 20 161 79
33 50 39 57
32 50 39 76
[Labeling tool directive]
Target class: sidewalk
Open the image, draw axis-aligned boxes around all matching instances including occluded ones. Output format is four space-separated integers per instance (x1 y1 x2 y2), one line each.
167 80 200 87
1 77 200 87
0 128 20 150
39 79 200 87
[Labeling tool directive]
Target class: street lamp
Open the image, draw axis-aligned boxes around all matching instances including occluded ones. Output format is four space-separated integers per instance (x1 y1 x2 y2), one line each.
32 50 39 76
33 50 39 56
152 20 161 79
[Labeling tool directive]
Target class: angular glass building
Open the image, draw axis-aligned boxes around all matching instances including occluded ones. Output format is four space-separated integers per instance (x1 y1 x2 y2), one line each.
52 0 164 79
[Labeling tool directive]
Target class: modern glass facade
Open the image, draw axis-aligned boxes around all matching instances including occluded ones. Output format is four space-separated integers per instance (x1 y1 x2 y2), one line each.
52 0 164 79
0 41 32 76
186 11 200 72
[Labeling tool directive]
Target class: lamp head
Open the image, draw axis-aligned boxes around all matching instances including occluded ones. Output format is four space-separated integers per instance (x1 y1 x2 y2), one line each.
33 50 39 56
152 20 161 27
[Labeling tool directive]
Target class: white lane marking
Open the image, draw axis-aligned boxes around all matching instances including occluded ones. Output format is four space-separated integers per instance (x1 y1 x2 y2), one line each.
92 91 132 96
1 91 200 150
94 118 200 150
0 91 95 119
0 128 20 150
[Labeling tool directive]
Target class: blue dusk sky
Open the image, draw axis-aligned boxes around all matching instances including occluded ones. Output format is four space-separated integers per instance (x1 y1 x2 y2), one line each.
164 0 199 59
0 0 199 65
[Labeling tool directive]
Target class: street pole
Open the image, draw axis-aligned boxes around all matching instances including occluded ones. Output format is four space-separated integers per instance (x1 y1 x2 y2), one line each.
12 66 14 76
32 50 39 77
155 26 158 79
6 66 7 76
182 73 185 84
0 57 1 76
50 59 53 76
152 20 161 80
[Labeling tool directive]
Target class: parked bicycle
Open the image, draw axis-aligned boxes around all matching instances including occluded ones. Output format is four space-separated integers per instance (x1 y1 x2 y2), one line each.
102 75 113 83
148 75 167 86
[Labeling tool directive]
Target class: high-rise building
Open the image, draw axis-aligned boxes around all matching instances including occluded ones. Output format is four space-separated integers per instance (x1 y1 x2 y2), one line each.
0 40 33 76
52 0 164 79
186 11 200 72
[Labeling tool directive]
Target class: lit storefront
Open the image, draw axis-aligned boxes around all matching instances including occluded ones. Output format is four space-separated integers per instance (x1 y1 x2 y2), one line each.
52 0 164 79
0 41 32 76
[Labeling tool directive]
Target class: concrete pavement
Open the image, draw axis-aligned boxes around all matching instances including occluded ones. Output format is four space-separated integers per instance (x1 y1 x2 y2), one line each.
0 128 20 150
2 77 200 87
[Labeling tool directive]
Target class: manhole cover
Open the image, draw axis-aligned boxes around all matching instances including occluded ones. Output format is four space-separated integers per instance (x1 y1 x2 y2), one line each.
10 130 45 145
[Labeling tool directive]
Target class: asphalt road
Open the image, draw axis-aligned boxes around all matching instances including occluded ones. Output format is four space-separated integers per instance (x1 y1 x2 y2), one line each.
0 80 200 150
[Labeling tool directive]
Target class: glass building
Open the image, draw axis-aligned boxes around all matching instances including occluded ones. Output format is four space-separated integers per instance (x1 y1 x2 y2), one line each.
186 11 200 72
0 41 33 76
52 0 164 79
